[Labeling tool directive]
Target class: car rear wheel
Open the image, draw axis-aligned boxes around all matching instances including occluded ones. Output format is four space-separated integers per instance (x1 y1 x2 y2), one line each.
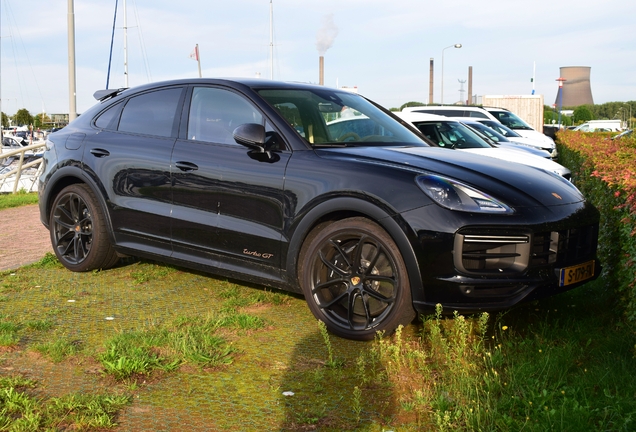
50 184 119 272
299 217 416 340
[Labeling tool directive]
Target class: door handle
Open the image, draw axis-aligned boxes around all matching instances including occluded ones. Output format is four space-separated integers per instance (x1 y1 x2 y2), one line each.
89 148 110 158
175 161 199 172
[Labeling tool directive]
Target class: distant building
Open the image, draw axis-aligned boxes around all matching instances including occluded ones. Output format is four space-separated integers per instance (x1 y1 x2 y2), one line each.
50 113 70 126
555 66 594 107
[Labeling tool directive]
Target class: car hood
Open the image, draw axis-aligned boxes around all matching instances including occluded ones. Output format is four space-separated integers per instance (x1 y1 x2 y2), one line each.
458 147 570 177
318 145 584 208
512 129 555 147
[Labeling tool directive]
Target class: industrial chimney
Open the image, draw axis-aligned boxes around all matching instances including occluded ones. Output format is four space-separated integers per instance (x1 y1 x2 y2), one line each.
319 56 324 86
429 58 434 104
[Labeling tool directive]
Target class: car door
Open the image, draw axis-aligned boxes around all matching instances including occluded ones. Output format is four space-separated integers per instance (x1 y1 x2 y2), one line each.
171 86 290 274
84 86 184 253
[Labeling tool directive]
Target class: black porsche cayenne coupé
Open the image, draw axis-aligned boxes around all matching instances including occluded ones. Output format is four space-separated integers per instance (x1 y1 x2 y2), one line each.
38 79 600 340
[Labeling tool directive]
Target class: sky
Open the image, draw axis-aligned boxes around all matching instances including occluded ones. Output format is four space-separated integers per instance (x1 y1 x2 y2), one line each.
1 0 635 117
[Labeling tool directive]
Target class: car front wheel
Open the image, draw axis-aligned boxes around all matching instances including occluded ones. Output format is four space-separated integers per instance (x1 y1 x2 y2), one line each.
299 217 416 340
49 184 119 272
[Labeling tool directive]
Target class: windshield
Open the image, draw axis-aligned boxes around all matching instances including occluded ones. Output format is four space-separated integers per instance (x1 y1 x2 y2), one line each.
258 88 425 146
488 110 533 130
464 122 509 143
412 120 492 149
479 120 522 138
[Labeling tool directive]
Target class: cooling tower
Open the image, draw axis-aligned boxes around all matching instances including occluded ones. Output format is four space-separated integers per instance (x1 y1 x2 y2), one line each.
555 66 594 107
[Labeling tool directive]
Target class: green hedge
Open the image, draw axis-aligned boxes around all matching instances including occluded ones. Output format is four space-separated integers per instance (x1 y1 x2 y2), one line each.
557 131 636 321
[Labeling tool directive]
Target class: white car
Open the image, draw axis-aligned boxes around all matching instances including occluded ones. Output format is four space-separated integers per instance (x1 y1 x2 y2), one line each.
484 107 557 157
396 112 570 179
452 117 557 158
402 105 557 158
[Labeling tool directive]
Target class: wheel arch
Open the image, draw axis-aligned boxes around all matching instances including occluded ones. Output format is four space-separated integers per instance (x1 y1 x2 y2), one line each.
41 166 116 244
286 197 425 304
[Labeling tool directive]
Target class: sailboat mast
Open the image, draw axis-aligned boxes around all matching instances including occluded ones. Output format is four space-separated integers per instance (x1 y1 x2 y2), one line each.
269 0 273 79
123 0 128 87
67 0 77 121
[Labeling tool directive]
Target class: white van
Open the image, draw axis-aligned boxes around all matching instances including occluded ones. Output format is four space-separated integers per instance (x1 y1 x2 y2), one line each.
573 120 622 132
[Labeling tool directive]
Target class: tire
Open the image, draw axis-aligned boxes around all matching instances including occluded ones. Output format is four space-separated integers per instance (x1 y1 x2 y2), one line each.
49 184 119 272
299 217 416 340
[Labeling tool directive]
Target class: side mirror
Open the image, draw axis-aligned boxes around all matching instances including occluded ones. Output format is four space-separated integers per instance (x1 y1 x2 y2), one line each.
233 123 266 150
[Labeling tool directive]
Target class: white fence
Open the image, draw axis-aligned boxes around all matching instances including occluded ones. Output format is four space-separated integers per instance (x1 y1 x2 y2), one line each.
0 142 46 194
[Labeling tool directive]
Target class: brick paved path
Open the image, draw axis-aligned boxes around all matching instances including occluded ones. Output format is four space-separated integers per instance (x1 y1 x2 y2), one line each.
0 204 52 271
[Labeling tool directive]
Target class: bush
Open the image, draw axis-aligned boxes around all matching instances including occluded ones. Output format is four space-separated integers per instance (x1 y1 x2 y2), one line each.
557 130 636 320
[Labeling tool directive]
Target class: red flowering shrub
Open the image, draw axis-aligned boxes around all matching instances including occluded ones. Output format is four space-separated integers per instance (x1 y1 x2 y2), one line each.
557 130 636 320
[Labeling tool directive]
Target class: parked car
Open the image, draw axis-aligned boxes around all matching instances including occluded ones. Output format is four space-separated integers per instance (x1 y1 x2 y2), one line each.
403 105 558 158
573 120 622 132
471 119 557 158
611 129 633 140
39 79 600 340
396 112 570 179
449 118 553 159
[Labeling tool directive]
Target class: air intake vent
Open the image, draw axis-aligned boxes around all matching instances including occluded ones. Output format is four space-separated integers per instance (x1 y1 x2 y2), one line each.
454 231 531 275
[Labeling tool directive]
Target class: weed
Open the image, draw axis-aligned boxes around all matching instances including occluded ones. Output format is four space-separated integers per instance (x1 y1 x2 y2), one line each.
216 313 265 330
25 252 62 269
0 319 20 346
317 320 344 368
352 385 363 422
24 319 53 331
33 336 81 362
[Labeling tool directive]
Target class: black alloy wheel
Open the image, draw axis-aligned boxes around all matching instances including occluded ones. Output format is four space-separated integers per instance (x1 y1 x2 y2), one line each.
299 217 415 340
50 184 118 272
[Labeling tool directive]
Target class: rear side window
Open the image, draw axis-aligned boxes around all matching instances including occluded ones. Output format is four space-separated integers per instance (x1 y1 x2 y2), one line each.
118 88 183 137
94 102 123 129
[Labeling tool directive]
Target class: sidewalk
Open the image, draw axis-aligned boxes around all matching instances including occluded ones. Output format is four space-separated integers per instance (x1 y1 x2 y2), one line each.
0 204 52 271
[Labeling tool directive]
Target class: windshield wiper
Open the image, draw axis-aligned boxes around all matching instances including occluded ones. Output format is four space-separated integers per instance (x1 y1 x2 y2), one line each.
312 142 348 148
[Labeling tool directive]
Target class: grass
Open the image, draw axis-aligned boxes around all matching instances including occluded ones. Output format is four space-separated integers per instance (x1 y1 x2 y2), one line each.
0 255 634 430
0 374 130 430
0 190 38 210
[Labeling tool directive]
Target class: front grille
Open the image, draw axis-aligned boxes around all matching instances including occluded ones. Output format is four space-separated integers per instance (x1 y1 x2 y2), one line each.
455 224 598 276
554 224 599 267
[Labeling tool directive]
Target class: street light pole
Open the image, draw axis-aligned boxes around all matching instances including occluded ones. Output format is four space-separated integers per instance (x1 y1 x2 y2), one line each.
441 43 462 105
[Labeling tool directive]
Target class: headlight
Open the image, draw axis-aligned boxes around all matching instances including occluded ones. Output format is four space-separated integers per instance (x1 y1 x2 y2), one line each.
416 174 514 214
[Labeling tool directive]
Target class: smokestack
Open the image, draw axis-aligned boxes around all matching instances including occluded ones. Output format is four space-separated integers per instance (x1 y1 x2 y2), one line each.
467 66 473 105
429 58 434 104
316 14 338 86
319 56 324 86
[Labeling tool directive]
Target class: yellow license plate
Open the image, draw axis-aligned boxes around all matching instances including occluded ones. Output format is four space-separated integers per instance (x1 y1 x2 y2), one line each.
559 260 595 287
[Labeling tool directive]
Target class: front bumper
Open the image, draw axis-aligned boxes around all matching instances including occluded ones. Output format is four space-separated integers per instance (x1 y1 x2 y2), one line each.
401 200 601 313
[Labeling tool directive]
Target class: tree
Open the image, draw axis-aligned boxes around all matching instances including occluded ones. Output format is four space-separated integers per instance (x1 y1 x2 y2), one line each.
1 112 9 128
33 113 52 128
573 106 594 123
14 109 33 126
399 101 426 111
